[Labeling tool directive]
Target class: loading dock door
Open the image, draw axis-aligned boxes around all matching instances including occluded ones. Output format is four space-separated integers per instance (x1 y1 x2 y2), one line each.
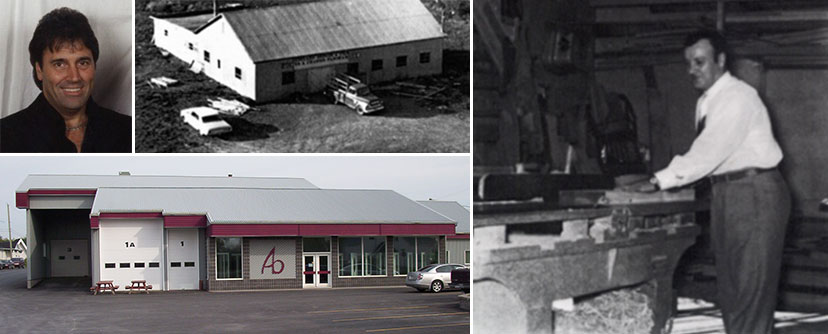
50 240 88 277
99 219 164 290
167 229 199 290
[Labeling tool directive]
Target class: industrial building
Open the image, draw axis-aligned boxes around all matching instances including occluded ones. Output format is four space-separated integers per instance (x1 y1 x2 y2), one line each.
151 0 444 101
16 174 456 291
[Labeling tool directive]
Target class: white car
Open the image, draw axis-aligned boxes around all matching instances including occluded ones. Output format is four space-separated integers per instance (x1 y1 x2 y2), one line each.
180 107 232 136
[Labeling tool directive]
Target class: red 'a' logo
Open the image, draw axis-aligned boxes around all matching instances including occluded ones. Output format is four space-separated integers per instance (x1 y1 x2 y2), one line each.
262 246 285 274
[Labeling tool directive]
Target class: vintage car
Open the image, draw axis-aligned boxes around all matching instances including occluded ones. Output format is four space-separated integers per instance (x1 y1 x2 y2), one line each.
180 107 233 136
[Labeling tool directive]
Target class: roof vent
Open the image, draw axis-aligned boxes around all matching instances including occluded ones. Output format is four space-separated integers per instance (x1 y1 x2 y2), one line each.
119 171 131 176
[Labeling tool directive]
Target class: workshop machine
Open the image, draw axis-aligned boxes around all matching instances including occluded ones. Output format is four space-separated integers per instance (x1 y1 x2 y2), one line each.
473 173 705 334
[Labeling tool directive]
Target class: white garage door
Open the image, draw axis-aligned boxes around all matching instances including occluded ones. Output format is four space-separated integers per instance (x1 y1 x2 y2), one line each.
50 240 88 277
99 219 164 290
167 229 199 290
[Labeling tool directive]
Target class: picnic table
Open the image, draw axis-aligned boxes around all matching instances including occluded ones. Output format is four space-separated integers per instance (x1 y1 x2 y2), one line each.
90 280 118 295
126 280 152 294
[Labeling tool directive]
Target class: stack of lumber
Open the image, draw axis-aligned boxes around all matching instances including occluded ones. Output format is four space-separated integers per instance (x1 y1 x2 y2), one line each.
779 216 828 312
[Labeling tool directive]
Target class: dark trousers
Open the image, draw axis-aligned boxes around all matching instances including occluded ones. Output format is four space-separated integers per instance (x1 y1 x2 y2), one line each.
711 169 790 334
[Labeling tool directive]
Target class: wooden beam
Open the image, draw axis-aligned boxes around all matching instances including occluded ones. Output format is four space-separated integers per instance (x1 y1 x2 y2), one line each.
590 0 762 7
473 0 505 76
596 8 828 24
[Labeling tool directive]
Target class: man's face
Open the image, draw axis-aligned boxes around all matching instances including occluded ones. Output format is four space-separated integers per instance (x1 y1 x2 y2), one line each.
35 40 95 115
684 39 725 91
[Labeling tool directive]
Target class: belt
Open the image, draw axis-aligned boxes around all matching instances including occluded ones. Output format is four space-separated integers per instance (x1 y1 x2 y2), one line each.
709 167 776 184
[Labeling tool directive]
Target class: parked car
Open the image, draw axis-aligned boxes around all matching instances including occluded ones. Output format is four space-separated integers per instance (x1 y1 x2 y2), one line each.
11 258 24 269
0 260 12 270
449 267 470 293
180 107 233 136
405 263 467 293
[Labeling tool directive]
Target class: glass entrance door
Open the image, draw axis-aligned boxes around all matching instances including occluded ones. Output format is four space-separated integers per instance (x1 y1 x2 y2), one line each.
303 253 330 288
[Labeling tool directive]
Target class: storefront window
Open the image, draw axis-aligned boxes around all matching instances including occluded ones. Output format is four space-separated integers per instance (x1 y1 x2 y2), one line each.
417 237 439 269
393 237 416 275
216 237 242 279
364 237 386 276
338 237 362 277
464 250 470 265
303 237 330 252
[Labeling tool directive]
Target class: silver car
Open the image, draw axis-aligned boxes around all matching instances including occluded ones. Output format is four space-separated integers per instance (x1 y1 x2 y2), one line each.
405 263 467 293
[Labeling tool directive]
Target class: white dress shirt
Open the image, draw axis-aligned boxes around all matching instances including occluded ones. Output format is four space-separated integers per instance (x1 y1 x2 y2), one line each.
654 72 783 189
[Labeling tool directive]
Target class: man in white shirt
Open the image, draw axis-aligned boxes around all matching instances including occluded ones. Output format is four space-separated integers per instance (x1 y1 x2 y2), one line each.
634 31 790 334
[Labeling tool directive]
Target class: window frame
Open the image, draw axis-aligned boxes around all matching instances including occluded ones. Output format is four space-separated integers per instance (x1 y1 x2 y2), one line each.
215 237 243 281
282 71 295 85
464 250 470 265
396 55 407 68
371 59 383 71
392 236 439 277
338 236 387 278
204 50 210 63
419 52 430 64
235 67 242 80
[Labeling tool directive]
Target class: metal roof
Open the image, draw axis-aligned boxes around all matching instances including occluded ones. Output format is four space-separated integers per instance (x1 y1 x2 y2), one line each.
197 0 444 62
417 200 469 234
91 188 456 225
17 174 317 192
161 13 215 32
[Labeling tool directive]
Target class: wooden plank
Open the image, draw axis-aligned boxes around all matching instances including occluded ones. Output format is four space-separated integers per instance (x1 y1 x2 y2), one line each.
475 174 615 201
596 8 828 25
779 291 828 313
783 268 828 290
590 0 762 7
474 201 707 227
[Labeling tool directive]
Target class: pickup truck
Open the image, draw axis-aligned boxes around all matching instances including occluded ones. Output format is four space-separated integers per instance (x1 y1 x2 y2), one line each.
450 267 470 293
325 73 384 115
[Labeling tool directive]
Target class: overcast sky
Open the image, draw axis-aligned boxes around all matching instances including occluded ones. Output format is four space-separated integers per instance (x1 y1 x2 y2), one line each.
0 155 470 240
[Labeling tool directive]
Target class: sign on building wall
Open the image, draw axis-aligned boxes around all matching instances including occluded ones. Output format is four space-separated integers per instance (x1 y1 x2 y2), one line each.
281 51 358 71
249 239 296 279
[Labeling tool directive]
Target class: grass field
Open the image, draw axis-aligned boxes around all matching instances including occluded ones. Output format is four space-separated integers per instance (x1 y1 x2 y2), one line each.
135 0 469 153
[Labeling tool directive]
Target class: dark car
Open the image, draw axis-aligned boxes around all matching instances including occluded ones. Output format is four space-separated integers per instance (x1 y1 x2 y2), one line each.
0 260 12 270
11 258 24 269
449 267 470 293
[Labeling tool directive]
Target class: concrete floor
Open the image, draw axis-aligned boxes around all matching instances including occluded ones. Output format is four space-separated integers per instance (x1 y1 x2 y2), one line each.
672 298 828 334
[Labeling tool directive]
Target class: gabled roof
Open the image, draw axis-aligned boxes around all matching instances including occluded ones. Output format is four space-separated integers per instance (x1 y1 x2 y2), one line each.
167 0 444 62
17 174 317 192
417 200 469 234
91 188 456 225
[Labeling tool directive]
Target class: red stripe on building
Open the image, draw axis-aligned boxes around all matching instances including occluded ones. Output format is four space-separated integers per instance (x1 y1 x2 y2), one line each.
164 215 208 228
99 212 163 219
208 223 455 237
379 224 455 235
299 224 380 236
28 189 97 195
208 224 301 236
15 193 29 208
447 234 470 239
90 216 99 229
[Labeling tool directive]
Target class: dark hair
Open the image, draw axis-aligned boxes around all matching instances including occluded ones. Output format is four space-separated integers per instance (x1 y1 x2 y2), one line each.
684 30 728 60
28 7 99 89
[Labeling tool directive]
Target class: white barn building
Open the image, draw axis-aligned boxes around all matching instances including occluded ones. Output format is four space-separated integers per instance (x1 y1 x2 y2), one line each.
151 0 445 101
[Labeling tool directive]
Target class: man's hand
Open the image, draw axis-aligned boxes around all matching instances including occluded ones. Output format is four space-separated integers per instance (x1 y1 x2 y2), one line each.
617 175 660 193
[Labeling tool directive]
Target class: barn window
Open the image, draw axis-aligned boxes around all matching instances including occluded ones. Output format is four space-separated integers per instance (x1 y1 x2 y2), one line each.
120 263 130 268
396 55 407 67
164 29 168 36
204 51 210 63
419 52 430 64
347 62 359 75
235 67 242 80
371 59 383 71
135 262 145 268
105 263 116 268
216 237 242 279
188 43 194 51
217 59 221 69
282 71 295 85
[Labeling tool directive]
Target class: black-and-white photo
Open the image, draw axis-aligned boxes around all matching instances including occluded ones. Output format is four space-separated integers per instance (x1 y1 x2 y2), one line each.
135 0 470 153
473 0 828 333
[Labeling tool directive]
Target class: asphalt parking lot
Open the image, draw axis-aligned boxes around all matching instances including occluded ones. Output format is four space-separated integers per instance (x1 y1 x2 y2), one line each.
0 270 469 333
